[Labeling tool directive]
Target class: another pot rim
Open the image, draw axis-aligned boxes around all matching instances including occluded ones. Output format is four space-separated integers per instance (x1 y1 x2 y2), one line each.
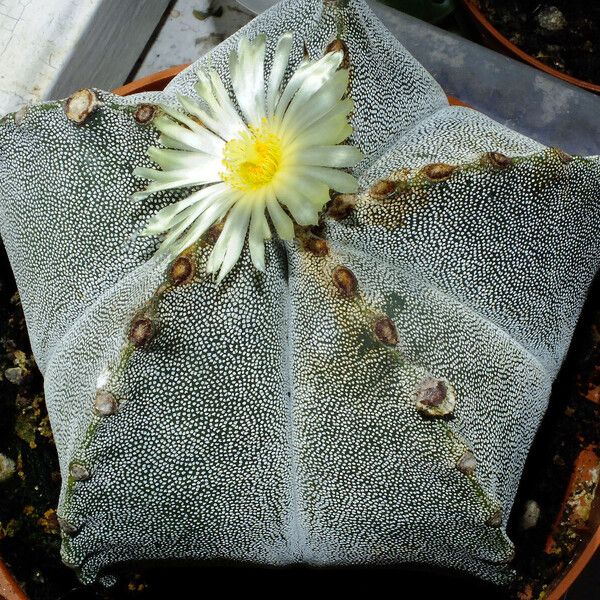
0 64 598 600
461 0 600 94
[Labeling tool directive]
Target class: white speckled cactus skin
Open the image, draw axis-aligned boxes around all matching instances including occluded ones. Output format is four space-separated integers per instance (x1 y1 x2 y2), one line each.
0 0 599 587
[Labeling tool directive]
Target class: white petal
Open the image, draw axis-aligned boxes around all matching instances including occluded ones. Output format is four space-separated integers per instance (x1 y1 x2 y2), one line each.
295 145 363 168
207 199 252 282
266 193 294 240
248 193 268 271
177 93 239 142
144 184 227 234
154 198 211 255
159 106 227 152
154 115 224 156
134 162 222 184
195 68 242 130
208 69 247 133
206 197 244 272
274 182 320 226
159 106 204 134
273 60 313 121
287 98 354 147
158 133 198 152
275 51 342 124
280 171 330 209
148 147 219 171
287 69 349 133
307 166 358 193
132 161 222 198
231 35 267 127
262 212 272 239
266 32 293 117
159 192 238 258
280 52 343 129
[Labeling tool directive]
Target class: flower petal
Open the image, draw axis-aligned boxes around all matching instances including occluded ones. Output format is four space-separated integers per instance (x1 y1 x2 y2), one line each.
248 192 268 271
266 193 294 240
231 35 267 127
159 191 238 258
274 180 321 226
132 161 221 198
279 170 331 209
194 69 246 136
158 133 198 152
154 199 212 256
287 98 354 147
207 199 252 282
295 145 363 168
286 69 349 133
265 32 294 117
154 114 224 156
306 166 359 193
177 93 240 143
275 51 342 124
262 212 272 239
148 147 219 171
209 70 248 133
144 183 228 234
280 52 343 129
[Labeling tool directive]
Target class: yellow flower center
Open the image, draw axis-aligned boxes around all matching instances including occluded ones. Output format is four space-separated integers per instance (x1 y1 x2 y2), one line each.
222 120 283 192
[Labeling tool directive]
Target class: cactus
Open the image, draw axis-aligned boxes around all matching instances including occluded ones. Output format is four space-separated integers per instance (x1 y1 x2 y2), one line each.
0 0 599 588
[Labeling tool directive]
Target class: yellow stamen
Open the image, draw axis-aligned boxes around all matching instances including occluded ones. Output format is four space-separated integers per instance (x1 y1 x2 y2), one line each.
222 119 282 191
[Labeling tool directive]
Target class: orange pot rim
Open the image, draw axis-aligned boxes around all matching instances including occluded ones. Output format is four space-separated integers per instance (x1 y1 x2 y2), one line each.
461 0 600 94
0 557 28 600
113 64 190 97
548 489 600 599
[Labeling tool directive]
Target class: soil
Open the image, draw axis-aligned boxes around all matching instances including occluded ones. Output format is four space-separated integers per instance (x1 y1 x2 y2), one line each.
0 230 599 599
479 1 600 86
508 269 600 598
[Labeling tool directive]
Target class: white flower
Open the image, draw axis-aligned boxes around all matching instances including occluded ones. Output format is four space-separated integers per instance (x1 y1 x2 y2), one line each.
133 32 363 283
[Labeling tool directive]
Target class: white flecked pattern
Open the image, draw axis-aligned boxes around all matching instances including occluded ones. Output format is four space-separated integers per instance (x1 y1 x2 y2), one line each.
0 0 599 588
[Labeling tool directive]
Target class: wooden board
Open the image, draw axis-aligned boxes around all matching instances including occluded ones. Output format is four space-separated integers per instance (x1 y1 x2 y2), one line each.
0 0 171 116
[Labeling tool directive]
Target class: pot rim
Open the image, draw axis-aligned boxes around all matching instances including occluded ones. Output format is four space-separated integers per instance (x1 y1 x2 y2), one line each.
461 0 600 94
0 557 28 600
548 500 600 598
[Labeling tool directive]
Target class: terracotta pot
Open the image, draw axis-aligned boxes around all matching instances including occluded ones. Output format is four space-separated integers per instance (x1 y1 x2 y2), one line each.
543 446 600 599
461 0 600 95
0 558 27 600
1 65 598 600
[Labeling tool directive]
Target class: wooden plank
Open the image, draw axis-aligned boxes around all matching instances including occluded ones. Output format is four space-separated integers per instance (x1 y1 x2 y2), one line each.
0 0 171 116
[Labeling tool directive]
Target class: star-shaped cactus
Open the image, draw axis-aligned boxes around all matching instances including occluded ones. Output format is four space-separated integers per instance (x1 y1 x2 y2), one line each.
0 0 599 588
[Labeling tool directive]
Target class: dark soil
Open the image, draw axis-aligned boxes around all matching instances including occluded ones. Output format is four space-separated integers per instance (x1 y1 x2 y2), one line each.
507 270 600 598
1 230 599 599
480 1 600 86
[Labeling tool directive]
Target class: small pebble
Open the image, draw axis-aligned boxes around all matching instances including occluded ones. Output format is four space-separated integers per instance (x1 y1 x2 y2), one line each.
537 6 567 32
0 453 16 482
5 366 24 385
520 499 541 530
